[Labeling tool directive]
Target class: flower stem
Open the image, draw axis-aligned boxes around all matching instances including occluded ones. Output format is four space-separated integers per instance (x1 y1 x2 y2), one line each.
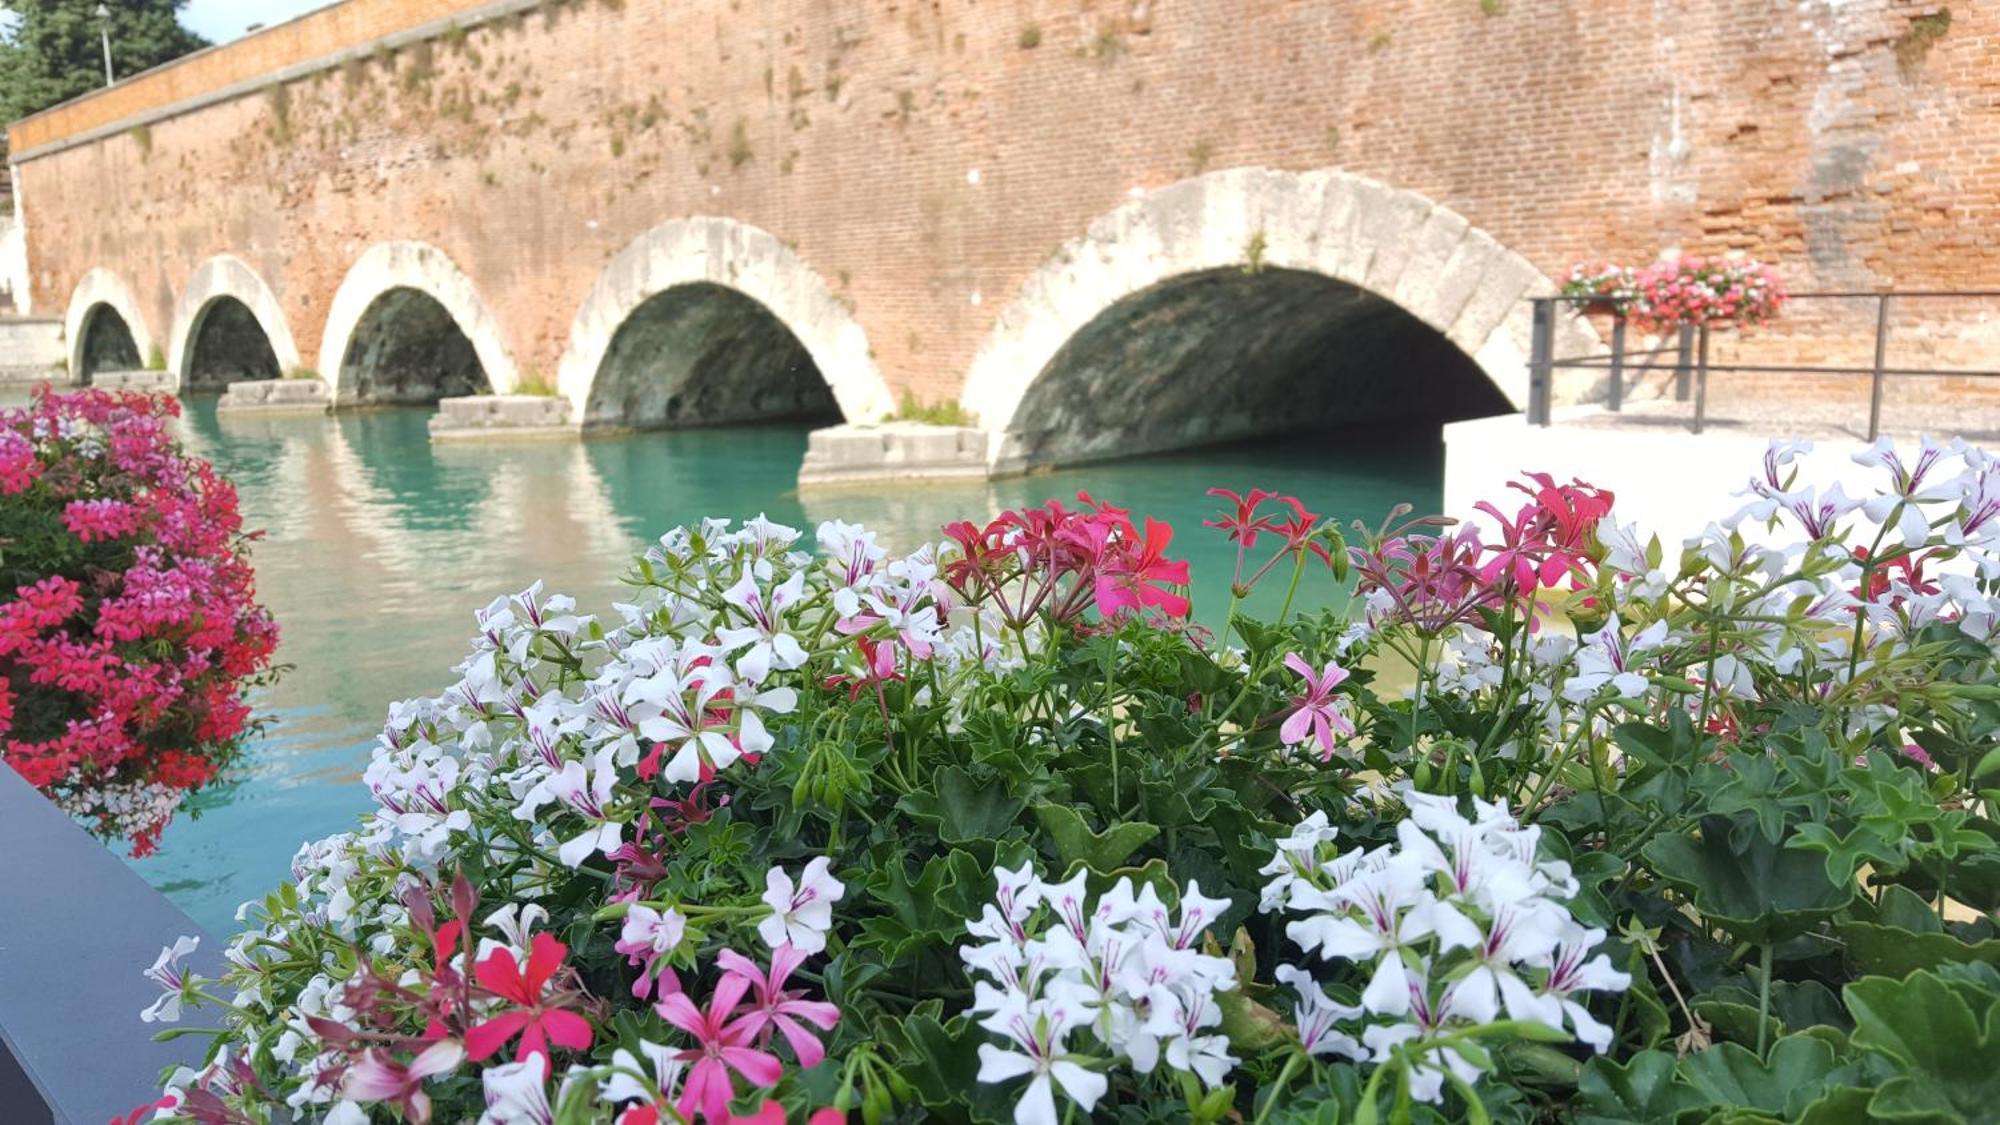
1253 1051 1306 1125
1755 942 1774 1058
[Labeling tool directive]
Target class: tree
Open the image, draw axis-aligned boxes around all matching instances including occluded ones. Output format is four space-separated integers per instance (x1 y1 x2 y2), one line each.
0 1 208 127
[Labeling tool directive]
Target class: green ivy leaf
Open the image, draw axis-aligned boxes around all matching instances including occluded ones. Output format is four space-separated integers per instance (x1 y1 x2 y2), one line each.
1838 919 2000 978
1574 1050 1702 1124
1641 814 1853 945
1675 1035 1842 1118
1031 803 1158 872
896 765 1026 846
1846 968 2000 1123
892 1013 984 1108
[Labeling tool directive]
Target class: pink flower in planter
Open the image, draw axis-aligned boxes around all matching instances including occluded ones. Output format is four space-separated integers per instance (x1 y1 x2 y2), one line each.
717 944 842 1068
657 974 784 1123
1280 654 1355 761
1095 516 1191 619
1204 487 1285 547
344 1039 466 1123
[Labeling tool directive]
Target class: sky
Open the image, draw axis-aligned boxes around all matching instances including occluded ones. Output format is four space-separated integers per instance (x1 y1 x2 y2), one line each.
182 0 337 44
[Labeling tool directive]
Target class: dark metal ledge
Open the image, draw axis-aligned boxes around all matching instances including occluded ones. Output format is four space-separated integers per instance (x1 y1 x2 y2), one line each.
0 766 218 1123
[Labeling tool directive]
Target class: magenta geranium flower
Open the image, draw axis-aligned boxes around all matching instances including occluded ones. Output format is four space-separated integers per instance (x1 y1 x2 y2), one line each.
657 973 785 1123
1095 517 1192 619
1280 653 1354 761
717 944 842 1068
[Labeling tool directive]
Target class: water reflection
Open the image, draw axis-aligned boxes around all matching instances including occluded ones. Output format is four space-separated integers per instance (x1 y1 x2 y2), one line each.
134 402 1442 933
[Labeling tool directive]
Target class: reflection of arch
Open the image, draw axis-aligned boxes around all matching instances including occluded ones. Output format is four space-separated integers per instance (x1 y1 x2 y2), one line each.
318 242 517 405
556 216 893 426
960 167 1594 472
169 256 302 390
64 269 157 379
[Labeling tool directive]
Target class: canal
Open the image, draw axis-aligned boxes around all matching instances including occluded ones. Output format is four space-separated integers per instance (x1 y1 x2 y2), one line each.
138 400 1443 932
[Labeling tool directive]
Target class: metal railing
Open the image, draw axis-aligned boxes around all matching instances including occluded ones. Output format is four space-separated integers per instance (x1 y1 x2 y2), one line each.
1526 291 2000 438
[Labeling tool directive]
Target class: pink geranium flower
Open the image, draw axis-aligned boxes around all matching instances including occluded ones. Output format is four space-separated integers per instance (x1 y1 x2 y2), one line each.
1279 654 1354 761
657 973 785 1123
344 1039 465 1123
717 944 842 1067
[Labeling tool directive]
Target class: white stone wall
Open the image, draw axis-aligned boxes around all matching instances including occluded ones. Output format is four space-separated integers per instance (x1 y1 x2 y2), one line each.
0 183 28 315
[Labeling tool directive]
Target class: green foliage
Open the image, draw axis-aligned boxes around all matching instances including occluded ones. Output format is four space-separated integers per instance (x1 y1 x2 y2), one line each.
144 344 165 371
263 82 292 144
1641 813 1852 946
0 0 206 124
1896 7 1952 76
1847 964 2000 1122
888 391 972 426
1244 228 1269 274
1017 21 1042 49
1188 136 1216 174
513 369 558 397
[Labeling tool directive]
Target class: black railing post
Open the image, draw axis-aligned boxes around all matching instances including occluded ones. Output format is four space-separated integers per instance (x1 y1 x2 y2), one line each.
1692 323 1711 434
1868 294 1892 442
1608 313 1627 412
1528 297 1554 426
1674 324 1695 401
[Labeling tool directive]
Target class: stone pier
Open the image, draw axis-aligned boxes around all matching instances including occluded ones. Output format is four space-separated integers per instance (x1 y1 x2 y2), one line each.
427 394 572 441
90 369 175 392
796 423 988 489
216 378 331 413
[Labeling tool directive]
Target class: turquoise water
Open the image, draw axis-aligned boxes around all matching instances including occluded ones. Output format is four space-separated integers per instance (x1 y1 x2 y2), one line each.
137 401 1442 933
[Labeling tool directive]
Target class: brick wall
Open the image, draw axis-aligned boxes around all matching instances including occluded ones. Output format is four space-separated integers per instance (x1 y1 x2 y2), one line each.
7 0 1995 409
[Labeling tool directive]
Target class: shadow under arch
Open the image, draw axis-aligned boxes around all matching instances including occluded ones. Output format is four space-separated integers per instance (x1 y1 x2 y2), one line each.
335 288 494 405
556 216 894 428
317 242 518 407
64 268 157 380
1003 266 1512 469
77 304 142 380
582 281 836 430
960 167 1597 474
169 256 302 392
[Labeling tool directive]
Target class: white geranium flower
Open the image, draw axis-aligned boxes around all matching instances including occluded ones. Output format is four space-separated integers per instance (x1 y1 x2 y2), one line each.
975 991 1107 1125
545 747 623 867
759 856 847 953
140 935 200 1023
716 566 809 683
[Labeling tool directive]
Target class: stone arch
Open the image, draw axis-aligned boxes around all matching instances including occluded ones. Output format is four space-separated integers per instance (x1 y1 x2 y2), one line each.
960 167 1595 472
556 216 894 427
169 255 302 391
318 241 518 406
64 269 157 381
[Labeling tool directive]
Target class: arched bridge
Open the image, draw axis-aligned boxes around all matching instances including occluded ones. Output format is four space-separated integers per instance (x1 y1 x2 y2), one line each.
7 0 1987 478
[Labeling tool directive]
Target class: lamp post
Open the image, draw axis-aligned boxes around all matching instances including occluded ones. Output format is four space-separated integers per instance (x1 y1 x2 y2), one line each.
95 2 115 86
